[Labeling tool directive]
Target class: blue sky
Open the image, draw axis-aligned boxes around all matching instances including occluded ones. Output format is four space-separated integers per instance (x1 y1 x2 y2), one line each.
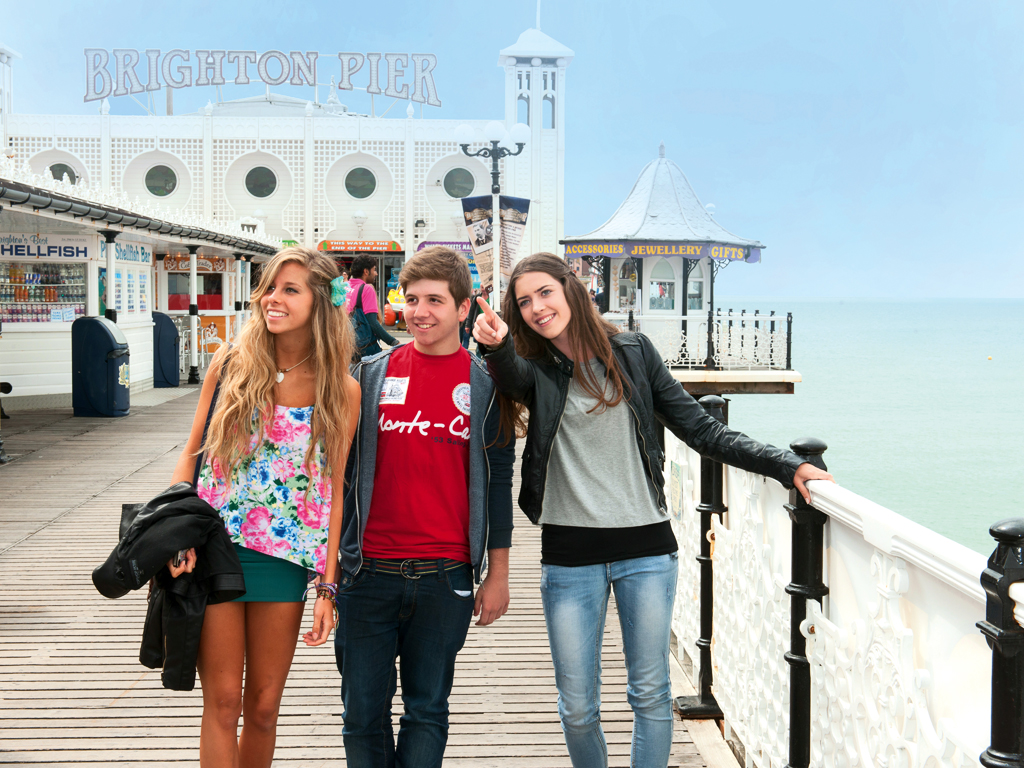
6 0 1023 298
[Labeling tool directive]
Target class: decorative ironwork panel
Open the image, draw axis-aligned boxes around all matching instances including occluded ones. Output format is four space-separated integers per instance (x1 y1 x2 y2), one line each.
669 436 702 685
803 554 982 768
712 468 791 768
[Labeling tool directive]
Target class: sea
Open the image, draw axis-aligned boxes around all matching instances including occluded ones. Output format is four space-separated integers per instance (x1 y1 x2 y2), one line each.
712 298 1022 555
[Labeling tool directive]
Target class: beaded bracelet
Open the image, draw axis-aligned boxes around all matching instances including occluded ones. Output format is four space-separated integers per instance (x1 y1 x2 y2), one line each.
316 583 338 602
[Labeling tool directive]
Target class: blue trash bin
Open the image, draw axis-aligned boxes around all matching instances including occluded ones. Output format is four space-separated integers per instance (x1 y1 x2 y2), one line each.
152 312 180 388
72 317 130 417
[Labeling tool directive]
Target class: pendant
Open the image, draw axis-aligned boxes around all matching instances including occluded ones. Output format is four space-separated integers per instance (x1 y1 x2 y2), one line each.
276 371 285 383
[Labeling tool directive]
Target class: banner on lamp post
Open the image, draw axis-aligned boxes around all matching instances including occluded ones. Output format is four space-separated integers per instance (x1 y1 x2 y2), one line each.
459 194 530 295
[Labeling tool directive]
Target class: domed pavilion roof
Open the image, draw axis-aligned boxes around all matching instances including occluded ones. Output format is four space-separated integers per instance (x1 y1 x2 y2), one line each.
563 144 763 263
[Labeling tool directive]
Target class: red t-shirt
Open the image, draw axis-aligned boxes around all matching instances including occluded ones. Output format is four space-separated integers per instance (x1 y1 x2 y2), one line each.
363 344 473 563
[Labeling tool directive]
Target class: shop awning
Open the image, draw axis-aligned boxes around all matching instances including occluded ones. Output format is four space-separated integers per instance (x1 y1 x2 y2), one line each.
562 144 763 264
318 240 403 252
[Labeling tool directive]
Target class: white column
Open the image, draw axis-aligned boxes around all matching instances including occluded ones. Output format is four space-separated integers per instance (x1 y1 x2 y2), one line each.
234 254 244 337
100 109 111 191
188 246 199 382
403 112 415 254
202 105 213 219
105 235 117 320
244 258 252 324
555 60 567 256
304 111 314 247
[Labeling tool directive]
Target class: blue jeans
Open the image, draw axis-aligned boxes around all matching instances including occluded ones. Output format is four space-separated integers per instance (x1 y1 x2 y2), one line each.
334 561 476 768
541 553 679 768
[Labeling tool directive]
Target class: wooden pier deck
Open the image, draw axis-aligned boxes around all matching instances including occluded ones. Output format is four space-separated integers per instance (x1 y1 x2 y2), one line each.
0 391 734 767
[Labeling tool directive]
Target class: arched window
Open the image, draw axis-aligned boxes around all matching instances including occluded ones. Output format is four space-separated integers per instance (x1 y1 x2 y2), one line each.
543 96 555 129
49 163 76 184
517 95 529 126
648 258 676 311
687 261 704 311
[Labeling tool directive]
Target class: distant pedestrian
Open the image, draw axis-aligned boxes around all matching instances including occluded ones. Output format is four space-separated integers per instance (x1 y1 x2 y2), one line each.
347 255 399 362
473 252 833 768
335 246 515 768
462 285 491 350
169 246 360 768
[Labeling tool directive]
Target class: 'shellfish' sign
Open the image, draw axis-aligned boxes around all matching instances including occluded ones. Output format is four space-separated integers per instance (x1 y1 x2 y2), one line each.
84 49 442 107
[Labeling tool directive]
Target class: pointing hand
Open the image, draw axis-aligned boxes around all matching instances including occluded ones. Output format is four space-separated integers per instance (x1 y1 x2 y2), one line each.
472 295 508 347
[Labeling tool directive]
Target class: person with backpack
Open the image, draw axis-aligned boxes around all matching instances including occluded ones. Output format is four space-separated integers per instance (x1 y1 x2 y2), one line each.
346 255 399 362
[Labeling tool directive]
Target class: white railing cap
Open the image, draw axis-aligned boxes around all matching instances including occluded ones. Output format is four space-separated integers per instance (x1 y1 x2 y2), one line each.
807 480 987 602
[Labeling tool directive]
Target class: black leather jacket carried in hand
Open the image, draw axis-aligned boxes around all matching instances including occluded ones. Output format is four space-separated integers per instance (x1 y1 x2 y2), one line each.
93 482 245 690
483 332 807 523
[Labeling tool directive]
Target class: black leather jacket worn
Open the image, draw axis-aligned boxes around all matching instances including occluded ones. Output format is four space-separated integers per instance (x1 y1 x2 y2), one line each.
483 332 806 523
93 482 244 690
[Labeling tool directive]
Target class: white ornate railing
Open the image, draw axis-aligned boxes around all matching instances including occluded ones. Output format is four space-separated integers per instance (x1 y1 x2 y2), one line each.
604 311 792 370
665 430 991 768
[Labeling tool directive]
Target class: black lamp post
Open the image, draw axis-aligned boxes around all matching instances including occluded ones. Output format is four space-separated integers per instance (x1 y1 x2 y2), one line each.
455 121 530 309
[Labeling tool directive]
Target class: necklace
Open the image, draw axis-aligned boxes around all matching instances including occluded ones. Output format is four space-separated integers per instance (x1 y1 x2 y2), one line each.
276 352 313 383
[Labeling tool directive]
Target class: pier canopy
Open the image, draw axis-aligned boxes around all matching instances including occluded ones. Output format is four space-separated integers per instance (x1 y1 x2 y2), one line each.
562 143 763 264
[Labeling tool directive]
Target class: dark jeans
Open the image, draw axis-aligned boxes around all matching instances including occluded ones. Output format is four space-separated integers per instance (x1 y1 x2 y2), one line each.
334 560 476 768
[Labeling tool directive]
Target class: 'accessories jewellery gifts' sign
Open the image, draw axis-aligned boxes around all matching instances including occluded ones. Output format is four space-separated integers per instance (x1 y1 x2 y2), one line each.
563 241 761 263
84 49 442 106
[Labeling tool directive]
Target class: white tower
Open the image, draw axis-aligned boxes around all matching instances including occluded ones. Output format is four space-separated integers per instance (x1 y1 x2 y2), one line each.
499 29 573 259
0 45 21 153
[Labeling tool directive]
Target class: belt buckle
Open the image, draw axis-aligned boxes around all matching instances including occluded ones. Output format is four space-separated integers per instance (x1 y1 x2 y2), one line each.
399 559 421 580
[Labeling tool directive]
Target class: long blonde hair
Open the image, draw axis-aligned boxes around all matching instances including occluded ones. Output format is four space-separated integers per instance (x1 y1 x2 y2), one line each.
202 246 355 481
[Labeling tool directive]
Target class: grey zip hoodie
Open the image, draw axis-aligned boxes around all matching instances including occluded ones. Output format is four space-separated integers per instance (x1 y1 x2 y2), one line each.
339 346 515 582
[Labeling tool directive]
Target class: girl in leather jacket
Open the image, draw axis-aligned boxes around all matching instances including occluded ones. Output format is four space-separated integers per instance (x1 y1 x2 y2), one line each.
474 252 831 768
168 247 360 768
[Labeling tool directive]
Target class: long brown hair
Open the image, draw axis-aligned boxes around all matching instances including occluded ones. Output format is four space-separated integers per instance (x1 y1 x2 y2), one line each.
202 246 355 482
498 253 626 437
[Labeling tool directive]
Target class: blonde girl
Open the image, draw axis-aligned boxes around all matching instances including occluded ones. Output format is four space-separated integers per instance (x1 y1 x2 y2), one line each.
169 246 360 768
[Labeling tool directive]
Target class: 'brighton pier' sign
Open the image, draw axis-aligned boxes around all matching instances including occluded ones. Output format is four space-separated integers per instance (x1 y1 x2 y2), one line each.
84 49 442 107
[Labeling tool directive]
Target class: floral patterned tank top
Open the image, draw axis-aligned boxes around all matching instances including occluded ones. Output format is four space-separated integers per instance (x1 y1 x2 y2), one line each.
197 405 332 574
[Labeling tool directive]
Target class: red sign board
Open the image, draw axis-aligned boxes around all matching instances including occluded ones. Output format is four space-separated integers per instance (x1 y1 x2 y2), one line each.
317 240 403 253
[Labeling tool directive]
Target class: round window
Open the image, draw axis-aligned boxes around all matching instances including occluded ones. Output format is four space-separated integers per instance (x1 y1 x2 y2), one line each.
345 167 377 199
49 163 77 184
145 165 177 197
245 167 277 198
443 168 475 198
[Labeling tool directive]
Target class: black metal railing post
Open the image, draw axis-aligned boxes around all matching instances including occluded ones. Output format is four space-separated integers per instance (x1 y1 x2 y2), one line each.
783 438 829 768
704 305 715 370
978 519 1024 768
786 312 793 370
675 395 727 719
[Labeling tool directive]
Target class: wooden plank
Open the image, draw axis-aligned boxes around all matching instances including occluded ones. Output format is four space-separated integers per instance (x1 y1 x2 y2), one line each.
0 390 731 767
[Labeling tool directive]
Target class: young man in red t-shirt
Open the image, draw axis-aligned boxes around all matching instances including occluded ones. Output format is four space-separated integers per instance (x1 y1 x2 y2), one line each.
335 247 515 768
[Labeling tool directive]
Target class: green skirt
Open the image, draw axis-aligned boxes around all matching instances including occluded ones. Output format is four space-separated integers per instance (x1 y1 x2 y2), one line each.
232 543 309 603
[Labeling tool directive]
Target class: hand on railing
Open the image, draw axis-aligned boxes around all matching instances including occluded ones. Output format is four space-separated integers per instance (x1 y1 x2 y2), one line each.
792 462 834 505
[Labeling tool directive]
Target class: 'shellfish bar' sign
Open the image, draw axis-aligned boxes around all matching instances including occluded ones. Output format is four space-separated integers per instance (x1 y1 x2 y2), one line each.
564 241 760 263
84 49 442 106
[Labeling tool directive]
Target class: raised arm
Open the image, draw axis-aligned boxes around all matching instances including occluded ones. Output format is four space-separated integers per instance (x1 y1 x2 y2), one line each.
474 297 536 405
639 334 832 500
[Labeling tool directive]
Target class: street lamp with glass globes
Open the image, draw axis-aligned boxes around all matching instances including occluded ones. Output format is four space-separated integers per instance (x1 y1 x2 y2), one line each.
453 121 529 309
